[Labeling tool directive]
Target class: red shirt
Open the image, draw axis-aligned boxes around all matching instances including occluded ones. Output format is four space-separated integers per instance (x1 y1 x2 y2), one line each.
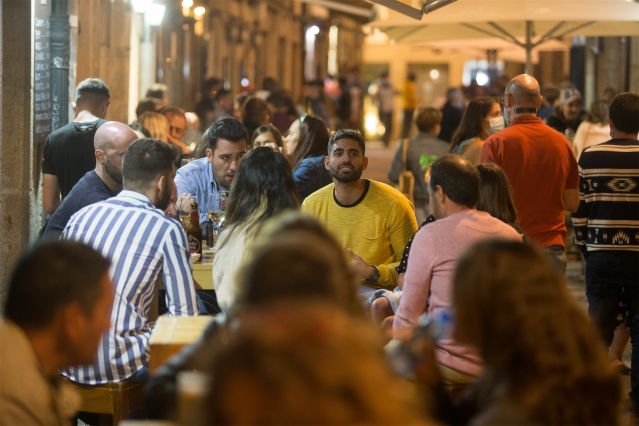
479 117 579 247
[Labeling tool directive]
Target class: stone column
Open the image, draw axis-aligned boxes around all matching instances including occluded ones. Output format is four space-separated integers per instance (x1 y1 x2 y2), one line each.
1 0 42 303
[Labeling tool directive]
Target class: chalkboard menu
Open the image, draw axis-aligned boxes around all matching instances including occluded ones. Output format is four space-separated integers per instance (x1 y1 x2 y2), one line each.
34 0 51 144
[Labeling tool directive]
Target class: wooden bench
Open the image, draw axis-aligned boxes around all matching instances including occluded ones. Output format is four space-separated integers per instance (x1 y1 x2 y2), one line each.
65 379 145 425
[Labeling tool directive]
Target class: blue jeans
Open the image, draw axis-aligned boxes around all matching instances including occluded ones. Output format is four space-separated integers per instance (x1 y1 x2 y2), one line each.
586 251 639 410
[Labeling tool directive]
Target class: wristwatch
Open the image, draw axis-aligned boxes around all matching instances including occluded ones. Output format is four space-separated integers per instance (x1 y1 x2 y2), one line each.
366 266 380 283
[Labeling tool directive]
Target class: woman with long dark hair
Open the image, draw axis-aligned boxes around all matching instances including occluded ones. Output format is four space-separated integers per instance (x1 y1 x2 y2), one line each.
450 97 502 165
453 240 619 425
212 147 300 313
251 124 283 150
284 115 333 201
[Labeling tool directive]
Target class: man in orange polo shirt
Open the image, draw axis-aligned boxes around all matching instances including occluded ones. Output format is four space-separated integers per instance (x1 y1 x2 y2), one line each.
479 74 579 276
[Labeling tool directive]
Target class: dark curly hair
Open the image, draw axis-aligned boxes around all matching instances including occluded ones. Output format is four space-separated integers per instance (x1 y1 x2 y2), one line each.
207 117 249 151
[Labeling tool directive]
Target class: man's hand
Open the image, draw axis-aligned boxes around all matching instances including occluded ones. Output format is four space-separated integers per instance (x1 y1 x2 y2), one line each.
168 134 190 155
347 248 374 280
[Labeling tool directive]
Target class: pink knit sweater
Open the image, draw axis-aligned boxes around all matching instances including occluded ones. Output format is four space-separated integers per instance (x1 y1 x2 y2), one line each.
394 209 522 376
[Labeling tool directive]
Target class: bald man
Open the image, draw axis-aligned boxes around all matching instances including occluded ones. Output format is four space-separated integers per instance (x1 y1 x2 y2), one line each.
44 122 138 237
479 74 579 276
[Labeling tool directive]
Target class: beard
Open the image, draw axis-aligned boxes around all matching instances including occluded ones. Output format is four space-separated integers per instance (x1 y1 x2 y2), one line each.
155 178 172 211
329 162 363 183
104 157 123 184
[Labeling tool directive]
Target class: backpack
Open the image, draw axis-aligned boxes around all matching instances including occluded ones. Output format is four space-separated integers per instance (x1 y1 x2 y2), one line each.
397 138 415 204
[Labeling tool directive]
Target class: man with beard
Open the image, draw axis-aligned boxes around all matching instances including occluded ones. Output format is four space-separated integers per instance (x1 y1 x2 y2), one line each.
44 122 138 237
63 138 199 385
546 86 586 136
175 117 248 225
302 129 418 298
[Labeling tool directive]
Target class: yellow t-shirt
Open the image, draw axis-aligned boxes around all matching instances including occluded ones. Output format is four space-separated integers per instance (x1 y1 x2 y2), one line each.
301 180 418 290
403 81 417 110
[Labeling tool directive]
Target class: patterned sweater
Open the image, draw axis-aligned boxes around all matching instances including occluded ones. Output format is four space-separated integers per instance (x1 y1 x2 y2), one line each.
572 138 639 254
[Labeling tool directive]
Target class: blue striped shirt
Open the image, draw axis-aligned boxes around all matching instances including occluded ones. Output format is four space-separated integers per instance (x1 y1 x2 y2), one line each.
175 157 229 225
62 190 199 384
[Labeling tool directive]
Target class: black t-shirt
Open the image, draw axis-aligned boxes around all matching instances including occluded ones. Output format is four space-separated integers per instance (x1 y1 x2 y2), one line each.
44 170 119 238
42 119 108 199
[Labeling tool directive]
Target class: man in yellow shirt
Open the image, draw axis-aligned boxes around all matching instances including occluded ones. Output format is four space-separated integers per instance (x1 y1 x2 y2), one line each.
302 129 418 298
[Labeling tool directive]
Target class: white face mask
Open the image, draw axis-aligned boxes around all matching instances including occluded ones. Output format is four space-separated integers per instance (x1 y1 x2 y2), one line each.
486 116 505 136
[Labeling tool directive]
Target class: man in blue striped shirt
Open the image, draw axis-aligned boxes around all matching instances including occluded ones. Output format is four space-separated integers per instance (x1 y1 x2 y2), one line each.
175 117 248 225
63 138 199 385
573 92 639 416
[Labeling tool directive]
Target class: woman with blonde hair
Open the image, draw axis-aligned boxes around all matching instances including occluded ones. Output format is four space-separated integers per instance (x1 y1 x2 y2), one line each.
212 147 299 313
453 240 619 425
137 111 169 142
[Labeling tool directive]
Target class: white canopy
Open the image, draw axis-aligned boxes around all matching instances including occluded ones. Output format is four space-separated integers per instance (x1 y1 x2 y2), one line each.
366 0 639 73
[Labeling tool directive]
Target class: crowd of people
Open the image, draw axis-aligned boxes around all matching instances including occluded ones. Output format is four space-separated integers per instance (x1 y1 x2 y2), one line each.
1 72 637 425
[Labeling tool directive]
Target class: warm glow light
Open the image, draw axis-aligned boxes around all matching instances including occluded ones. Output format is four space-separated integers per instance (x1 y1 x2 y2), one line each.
145 4 165 26
310 25 320 35
189 143 196 151
476 71 489 86
241 78 249 87
131 0 153 14
365 114 379 135
194 6 205 16
367 83 378 96
182 0 193 7
430 69 440 80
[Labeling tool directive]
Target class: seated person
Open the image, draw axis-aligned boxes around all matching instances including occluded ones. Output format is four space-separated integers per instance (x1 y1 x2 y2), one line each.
212 147 299 313
0 241 113 424
453 240 619 425
251 124 283 150
44 122 138 237
63 138 199 384
393 155 522 392
146 212 365 420
175 117 248 226
302 129 418 298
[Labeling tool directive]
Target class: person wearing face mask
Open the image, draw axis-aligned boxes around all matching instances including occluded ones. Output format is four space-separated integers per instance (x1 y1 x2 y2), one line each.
480 75 579 277
449 97 503 166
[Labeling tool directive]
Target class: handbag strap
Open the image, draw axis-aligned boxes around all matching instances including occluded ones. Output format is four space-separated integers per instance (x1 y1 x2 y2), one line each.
401 138 409 172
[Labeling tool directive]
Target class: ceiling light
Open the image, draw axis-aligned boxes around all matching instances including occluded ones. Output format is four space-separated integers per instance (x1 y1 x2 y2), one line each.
131 0 153 14
194 6 205 16
145 4 165 26
182 0 193 7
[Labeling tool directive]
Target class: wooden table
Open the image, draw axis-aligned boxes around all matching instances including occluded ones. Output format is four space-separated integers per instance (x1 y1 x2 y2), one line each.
192 245 215 290
148 316 214 375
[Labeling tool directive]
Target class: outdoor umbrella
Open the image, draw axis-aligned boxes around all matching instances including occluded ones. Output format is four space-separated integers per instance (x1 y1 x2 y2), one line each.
366 0 639 74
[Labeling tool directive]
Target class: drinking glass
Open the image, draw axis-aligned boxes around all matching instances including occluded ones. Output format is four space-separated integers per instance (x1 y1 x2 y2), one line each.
207 192 228 249
177 194 198 230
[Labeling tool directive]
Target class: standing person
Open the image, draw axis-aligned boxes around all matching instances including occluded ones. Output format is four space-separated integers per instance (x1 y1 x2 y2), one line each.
287 115 333 202
304 81 332 126
336 77 353 129
546 86 586 138
42 78 110 214
388 107 449 222
146 83 169 109
572 99 611 160
267 92 296 134
401 73 418 138
376 72 395 145
212 147 299 313
573 92 639 417
449 97 503 165
0 241 114 425
175 117 248 225
195 78 223 131
302 129 418 298
62 138 199 385
480 74 579 276
394 155 521 391
438 88 463 143
44 122 138 237
453 240 619 425
241 97 270 146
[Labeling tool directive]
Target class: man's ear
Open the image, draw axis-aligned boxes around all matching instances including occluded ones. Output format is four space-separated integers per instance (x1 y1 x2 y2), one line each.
156 175 166 195
206 148 213 163
324 155 330 171
60 302 85 342
95 149 105 164
608 117 615 132
537 96 544 109
363 156 369 171
436 185 446 203
71 102 78 114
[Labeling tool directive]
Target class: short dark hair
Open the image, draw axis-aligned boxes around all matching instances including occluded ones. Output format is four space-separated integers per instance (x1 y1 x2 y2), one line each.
415 107 443 132
242 97 269 124
215 89 232 101
75 78 110 109
207 117 248 151
146 83 168 100
122 138 175 188
328 129 366 156
609 92 639 134
429 154 480 209
4 241 110 329
136 97 160 118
